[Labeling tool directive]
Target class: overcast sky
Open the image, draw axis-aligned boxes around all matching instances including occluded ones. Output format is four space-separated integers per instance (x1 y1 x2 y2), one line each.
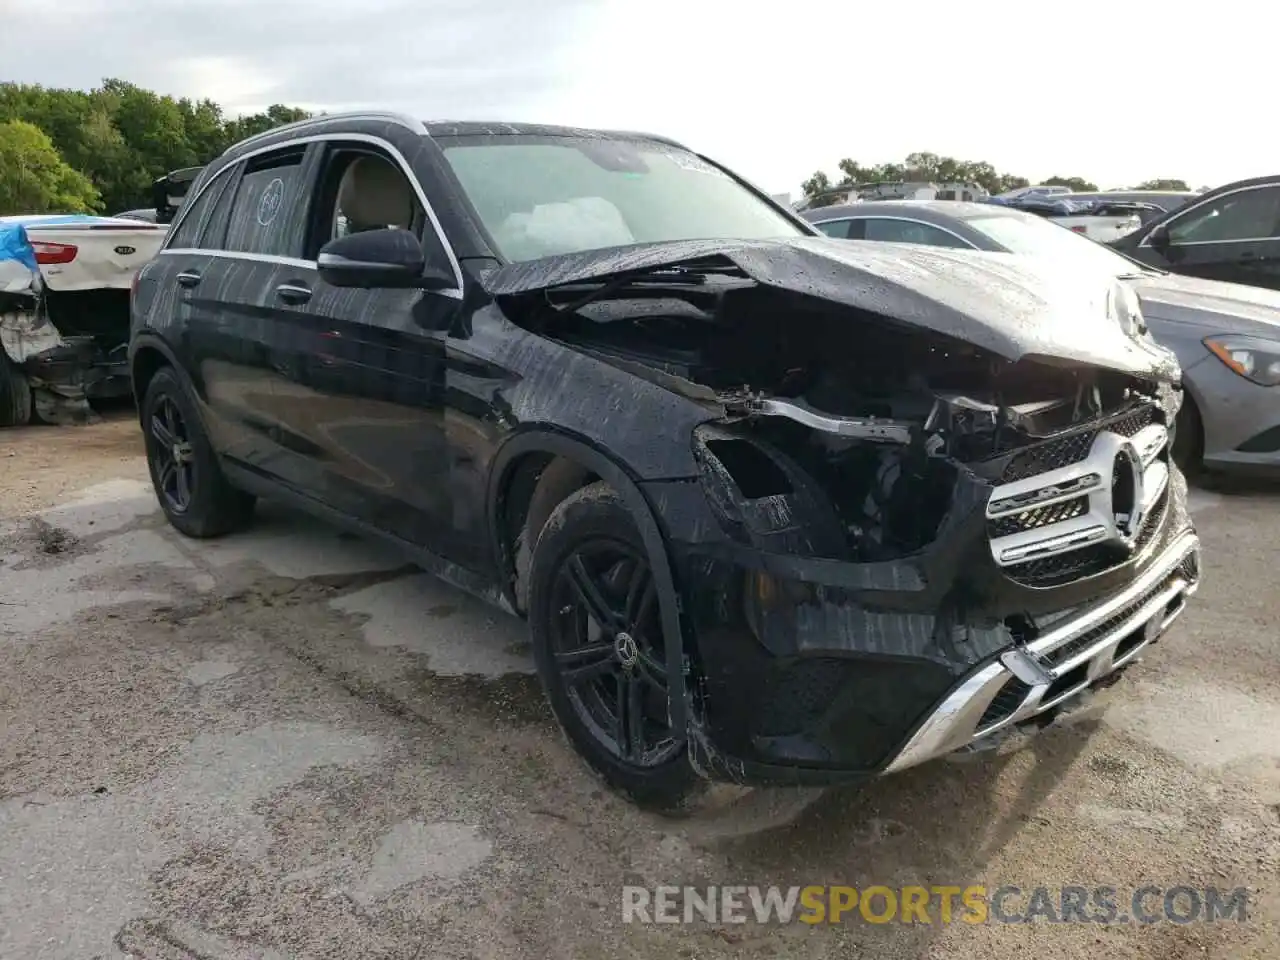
2 0 1267 195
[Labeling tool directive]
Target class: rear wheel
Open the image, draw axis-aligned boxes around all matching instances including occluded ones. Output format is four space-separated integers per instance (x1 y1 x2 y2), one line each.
528 482 702 811
141 367 255 537
0 355 33 428
1171 393 1203 477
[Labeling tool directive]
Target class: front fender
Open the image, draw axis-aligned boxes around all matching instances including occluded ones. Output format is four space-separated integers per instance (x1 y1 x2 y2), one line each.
486 427 690 738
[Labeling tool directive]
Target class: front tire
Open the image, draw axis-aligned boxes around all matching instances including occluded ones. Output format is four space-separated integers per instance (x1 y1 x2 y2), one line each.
528 482 702 811
141 367 255 537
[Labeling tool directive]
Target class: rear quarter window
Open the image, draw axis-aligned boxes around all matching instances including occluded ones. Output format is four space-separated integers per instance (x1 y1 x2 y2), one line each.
166 169 233 249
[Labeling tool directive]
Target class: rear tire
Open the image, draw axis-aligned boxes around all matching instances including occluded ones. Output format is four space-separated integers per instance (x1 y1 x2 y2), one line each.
1171 393 1203 477
0 355 33 428
528 482 703 812
141 367 255 537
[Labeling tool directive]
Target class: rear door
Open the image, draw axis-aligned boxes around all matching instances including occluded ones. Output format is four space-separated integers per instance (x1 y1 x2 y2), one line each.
187 144 323 480
1142 184 1280 289
144 162 286 463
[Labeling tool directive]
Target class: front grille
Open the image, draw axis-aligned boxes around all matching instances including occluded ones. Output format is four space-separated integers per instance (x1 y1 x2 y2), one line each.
988 402 1169 588
999 405 1158 484
1109 405 1158 438
1006 487 1168 588
988 495 1088 538
1006 544 1120 587
1002 430 1096 483
1132 490 1168 552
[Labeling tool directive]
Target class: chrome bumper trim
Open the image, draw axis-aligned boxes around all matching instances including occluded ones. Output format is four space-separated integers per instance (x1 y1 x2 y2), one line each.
883 531 1200 774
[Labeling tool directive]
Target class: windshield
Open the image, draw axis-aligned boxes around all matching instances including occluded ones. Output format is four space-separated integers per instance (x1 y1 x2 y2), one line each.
963 212 1148 277
439 136 806 262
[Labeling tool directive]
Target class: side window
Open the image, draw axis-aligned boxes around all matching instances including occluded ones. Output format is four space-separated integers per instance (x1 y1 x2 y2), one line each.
223 147 309 258
863 218 971 249
814 219 852 239
165 169 231 249
1166 187 1280 244
304 143 432 261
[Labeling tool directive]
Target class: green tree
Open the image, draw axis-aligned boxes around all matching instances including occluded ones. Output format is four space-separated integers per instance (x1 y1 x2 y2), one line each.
1042 175 1099 192
1134 178 1190 191
0 119 101 214
0 80 312 213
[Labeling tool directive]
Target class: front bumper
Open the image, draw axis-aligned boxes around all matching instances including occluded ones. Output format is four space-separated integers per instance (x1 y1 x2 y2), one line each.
643 414 1200 786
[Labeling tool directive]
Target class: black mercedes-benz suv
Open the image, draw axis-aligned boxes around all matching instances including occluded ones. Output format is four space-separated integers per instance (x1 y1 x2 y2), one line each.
130 112 1202 809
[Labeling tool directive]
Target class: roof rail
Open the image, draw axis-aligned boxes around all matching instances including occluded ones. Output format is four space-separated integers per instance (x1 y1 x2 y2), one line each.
224 110 428 154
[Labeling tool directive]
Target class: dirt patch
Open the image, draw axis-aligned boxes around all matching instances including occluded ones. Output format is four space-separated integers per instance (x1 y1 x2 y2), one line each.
0 516 84 563
0 407 146 518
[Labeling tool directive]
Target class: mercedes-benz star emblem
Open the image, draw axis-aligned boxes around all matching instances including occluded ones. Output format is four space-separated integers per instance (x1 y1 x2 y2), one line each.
1110 441 1146 547
614 631 639 669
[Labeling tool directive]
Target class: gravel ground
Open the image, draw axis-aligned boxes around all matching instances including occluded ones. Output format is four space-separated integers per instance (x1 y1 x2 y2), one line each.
1 411 1277 959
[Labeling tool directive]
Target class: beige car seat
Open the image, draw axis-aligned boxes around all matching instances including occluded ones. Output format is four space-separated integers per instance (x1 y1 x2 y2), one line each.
336 156 417 234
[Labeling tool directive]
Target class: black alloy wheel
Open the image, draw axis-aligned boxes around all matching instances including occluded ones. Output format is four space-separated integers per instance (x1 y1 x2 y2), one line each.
547 538 680 768
148 394 196 514
141 367 254 538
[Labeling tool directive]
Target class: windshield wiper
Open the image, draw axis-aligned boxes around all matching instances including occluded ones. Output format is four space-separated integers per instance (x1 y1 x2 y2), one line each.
548 260 742 316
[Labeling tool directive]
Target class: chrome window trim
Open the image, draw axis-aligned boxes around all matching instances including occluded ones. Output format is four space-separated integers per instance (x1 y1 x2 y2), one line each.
160 129 464 300
226 111 428 153
160 250 317 270
1141 182 1280 248
808 214 978 249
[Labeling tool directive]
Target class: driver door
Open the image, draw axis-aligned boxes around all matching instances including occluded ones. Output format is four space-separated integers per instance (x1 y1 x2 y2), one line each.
263 137 463 557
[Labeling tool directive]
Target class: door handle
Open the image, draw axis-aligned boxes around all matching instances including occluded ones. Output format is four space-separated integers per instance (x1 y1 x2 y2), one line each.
275 283 312 304
176 270 202 288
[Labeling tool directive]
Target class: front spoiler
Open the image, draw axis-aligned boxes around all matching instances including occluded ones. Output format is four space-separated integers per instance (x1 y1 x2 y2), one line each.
884 530 1201 773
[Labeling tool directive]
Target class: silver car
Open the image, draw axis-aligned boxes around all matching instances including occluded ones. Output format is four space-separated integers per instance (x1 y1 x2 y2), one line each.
802 201 1280 476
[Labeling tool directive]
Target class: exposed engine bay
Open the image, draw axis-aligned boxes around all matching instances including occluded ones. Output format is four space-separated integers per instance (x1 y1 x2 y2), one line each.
517 268 1169 564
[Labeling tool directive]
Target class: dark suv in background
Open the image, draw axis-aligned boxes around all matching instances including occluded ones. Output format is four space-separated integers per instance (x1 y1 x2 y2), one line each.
1113 174 1280 290
130 112 1202 809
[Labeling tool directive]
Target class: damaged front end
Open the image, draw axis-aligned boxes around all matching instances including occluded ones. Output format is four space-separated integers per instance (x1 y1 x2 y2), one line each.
489 238 1202 784
668 365 1196 784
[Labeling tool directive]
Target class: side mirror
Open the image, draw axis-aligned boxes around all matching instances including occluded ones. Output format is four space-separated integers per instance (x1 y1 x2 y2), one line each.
317 228 453 290
1147 224 1171 251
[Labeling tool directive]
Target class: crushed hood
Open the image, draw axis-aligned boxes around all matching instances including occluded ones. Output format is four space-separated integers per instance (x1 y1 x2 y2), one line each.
482 237 1178 380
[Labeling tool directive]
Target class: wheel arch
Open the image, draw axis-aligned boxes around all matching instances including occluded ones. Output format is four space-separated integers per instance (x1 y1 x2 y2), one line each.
487 429 689 737
130 334 182 418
